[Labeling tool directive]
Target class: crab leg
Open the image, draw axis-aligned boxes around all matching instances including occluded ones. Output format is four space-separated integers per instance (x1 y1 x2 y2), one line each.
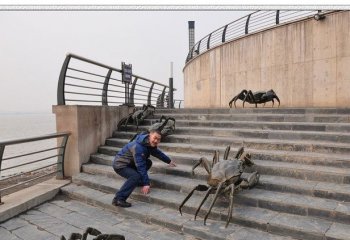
192 157 211 175
225 184 235 228
235 146 244 159
194 186 214 220
275 95 281 107
223 146 230 160
178 184 209 215
204 182 224 225
212 150 219 166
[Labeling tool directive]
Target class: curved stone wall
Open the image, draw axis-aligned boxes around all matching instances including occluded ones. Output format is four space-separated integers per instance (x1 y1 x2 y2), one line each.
183 11 350 108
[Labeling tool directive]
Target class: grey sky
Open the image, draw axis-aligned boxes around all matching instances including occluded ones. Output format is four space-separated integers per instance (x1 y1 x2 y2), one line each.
0 10 251 113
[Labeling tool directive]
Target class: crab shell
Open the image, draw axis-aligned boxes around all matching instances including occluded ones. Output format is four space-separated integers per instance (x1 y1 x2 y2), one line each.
209 159 243 186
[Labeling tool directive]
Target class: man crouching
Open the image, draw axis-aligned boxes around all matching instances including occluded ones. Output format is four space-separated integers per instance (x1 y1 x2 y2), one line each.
112 129 176 207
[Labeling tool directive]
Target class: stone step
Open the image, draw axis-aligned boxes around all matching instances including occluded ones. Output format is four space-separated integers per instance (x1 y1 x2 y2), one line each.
152 113 350 123
104 139 350 168
90 148 350 184
64 173 350 240
83 162 350 204
113 126 350 143
155 107 350 115
108 134 350 155
82 164 350 225
143 118 350 132
61 183 298 240
90 152 350 185
98 143 350 170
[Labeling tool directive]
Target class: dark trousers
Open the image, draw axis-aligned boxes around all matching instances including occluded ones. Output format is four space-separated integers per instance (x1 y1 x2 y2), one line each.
113 159 152 201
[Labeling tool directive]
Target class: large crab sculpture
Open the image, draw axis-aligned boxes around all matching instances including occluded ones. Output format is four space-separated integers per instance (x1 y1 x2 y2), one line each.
178 146 260 228
229 89 280 108
117 104 155 131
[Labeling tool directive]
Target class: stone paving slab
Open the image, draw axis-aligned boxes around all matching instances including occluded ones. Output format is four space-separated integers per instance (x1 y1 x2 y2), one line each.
0 195 191 240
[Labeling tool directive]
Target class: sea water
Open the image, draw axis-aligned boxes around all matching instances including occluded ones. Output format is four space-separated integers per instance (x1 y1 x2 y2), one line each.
0 113 57 177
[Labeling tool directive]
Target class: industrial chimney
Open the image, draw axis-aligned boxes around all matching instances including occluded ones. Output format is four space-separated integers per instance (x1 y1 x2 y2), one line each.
188 21 195 51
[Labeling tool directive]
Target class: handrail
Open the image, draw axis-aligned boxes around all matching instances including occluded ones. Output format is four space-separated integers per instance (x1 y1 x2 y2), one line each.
185 10 338 63
58 53 178 108
0 132 71 204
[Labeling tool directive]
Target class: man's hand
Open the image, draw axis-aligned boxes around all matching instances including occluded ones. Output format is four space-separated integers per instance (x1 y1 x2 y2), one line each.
169 160 177 167
141 185 150 195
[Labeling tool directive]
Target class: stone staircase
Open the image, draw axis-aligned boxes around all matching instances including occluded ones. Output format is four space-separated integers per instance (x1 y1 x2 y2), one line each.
61 108 350 240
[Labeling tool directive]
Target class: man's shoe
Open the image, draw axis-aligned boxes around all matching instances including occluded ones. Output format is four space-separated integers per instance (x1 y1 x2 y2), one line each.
112 199 132 208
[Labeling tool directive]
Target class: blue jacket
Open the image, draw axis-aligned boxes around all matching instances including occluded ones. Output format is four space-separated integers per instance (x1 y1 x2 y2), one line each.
112 133 171 185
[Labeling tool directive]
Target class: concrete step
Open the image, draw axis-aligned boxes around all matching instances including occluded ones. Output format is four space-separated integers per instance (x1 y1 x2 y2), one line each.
83 162 350 204
113 126 350 143
82 164 350 225
155 107 350 115
64 173 350 240
61 183 298 240
104 139 350 168
108 133 350 155
90 151 350 185
152 112 350 123
143 118 350 132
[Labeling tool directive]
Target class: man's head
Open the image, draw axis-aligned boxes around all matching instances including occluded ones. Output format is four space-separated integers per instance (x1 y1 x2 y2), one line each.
149 130 162 147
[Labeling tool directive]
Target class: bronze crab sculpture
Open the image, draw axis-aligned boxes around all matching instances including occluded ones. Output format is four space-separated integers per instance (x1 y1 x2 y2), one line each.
229 89 280 108
117 104 155 131
178 146 259 228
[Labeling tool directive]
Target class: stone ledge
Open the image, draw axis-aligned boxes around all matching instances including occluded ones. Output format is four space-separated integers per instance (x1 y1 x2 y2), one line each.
0 177 71 223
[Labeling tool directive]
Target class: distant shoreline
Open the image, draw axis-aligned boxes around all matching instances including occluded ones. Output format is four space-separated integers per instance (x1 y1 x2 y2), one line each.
0 111 53 115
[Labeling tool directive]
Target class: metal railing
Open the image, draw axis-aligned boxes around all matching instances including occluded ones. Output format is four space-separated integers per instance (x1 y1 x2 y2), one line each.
186 10 338 63
0 132 70 204
57 53 177 108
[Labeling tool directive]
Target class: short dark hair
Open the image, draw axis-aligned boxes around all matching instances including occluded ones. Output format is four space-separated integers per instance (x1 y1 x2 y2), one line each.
149 129 162 136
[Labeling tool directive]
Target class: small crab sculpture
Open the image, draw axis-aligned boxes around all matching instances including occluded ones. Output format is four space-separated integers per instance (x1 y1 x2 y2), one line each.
149 115 176 137
60 227 125 240
117 104 155 131
229 89 280 108
178 146 259 228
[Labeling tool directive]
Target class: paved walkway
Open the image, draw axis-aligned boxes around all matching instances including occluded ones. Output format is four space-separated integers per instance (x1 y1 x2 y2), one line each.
0 194 197 240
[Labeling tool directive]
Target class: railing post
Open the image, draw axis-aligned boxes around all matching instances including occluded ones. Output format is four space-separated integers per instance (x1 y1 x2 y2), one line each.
222 24 228 43
207 33 212 50
147 83 154 106
159 86 167 108
196 40 201 54
0 145 5 205
102 69 112 106
276 10 280 24
129 77 138 106
168 78 174 109
245 14 251 34
57 54 71 105
57 134 70 180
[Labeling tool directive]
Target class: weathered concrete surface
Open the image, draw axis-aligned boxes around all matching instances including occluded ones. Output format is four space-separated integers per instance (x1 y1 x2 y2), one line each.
52 105 133 177
184 11 350 108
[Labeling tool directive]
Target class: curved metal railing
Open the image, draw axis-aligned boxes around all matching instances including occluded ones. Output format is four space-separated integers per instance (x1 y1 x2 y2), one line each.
0 132 70 204
186 10 338 63
58 53 176 108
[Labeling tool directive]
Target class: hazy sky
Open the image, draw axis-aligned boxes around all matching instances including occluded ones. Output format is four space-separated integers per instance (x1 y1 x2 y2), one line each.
0 9 254 113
